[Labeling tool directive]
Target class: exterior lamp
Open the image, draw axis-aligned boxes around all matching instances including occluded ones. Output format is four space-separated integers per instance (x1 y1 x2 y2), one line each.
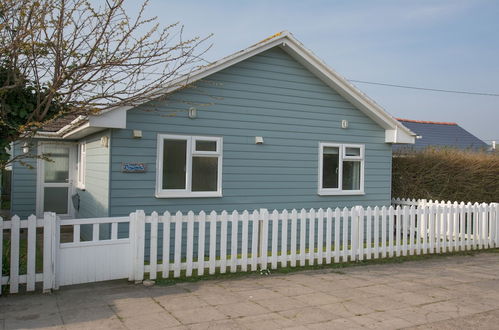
188 107 197 119
22 142 30 154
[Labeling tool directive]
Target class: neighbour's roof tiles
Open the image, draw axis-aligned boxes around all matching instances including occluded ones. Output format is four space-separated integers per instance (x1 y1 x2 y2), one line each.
394 118 488 151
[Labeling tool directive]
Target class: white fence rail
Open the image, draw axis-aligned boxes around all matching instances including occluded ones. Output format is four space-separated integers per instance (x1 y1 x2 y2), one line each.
1 200 498 293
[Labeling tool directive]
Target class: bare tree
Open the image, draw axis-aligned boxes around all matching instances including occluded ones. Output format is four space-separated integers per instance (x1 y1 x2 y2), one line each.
0 0 211 169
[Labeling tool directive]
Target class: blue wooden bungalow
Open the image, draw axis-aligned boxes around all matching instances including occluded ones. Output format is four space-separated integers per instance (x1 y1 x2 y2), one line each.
10 31 415 219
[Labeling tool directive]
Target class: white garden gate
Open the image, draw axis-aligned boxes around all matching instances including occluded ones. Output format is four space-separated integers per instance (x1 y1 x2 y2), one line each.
56 217 132 286
0 213 135 293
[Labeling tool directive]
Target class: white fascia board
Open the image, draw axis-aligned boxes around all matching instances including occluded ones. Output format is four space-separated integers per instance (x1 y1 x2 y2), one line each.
64 126 106 140
56 105 128 139
88 106 128 129
385 128 415 144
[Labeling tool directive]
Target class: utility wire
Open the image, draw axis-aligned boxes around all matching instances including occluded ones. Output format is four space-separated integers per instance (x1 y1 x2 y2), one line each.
349 80 499 97
108 66 499 97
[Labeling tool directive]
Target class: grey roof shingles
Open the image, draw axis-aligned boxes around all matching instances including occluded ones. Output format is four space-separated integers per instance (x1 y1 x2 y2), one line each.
395 118 489 151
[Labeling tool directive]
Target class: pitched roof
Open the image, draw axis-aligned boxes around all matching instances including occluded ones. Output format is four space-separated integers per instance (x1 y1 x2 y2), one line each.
395 118 488 151
41 114 79 132
39 31 416 143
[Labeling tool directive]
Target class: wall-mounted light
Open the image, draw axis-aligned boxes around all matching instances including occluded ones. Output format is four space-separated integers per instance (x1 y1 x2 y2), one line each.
132 130 142 139
100 136 109 148
188 107 197 119
22 142 29 154
255 136 264 144
341 120 349 129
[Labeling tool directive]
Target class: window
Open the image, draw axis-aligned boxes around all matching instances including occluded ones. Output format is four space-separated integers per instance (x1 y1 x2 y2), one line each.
156 134 222 198
318 143 364 195
76 142 86 189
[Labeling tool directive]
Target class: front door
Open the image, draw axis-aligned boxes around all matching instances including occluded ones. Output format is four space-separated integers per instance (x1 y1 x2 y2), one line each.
37 142 76 218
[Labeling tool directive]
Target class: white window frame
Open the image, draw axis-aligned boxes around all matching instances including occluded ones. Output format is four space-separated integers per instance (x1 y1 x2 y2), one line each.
155 134 223 198
318 142 365 196
76 141 86 189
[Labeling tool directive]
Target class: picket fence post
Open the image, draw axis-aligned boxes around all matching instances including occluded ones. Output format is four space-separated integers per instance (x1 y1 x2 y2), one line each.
43 212 57 293
495 203 499 248
491 203 499 248
259 208 269 270
357 206 364 261
128 211 136 281
134 210 146 282
150 212 159 280
351 207 358 261
9 215 20 294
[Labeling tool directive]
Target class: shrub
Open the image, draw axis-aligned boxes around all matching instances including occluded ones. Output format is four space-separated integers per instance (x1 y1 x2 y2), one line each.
392 148 499 203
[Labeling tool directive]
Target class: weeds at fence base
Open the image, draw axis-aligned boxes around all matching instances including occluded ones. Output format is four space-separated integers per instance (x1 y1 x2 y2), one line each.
153 248 499 286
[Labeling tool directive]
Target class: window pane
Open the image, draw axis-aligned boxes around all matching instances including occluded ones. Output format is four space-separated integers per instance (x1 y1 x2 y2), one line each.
342 161 361 190
345 147 361 157
322 147 339 188
162 139 187 189
196 140 217 152
44 145 69 183
323 146 339 155
192 157 218 191
44 187 68 214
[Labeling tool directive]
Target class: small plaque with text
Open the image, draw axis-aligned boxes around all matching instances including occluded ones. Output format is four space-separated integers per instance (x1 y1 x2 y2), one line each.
121 162 146 173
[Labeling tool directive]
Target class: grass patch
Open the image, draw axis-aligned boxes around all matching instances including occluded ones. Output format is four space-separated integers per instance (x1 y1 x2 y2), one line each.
154 248 499 286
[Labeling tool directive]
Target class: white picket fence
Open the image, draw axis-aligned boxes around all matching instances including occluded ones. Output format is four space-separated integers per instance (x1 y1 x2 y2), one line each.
136 201 498 281
0 213 57 294
1 200 498 294
392 197 470 207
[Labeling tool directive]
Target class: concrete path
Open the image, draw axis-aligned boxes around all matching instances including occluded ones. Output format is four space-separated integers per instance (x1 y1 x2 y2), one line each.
1 252 499 329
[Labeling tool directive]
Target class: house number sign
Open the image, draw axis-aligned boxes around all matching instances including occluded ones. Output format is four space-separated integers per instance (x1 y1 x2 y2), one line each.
121 162 147 173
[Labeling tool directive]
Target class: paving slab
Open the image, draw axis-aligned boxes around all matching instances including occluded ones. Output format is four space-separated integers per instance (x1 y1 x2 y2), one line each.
1 251 499 329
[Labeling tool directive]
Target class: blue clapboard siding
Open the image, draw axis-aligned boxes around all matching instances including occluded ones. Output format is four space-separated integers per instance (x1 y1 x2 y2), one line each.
77 130 110 218
109 47 393 217
10 142 38 218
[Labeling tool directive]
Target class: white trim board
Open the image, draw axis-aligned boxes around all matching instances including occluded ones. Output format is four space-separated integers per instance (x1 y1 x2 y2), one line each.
46 31 416 144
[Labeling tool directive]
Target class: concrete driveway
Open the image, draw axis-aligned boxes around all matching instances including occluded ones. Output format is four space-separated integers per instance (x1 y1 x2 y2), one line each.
1 251 499 329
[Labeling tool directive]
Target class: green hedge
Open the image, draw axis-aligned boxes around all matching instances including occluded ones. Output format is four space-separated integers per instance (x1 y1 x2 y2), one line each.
392 148 499 203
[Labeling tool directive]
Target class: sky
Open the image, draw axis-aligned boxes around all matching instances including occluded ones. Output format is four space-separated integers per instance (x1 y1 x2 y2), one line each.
130 0 498 142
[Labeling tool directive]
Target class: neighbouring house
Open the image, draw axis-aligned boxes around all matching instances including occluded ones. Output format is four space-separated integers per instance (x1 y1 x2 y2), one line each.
10 31 416 219
394 118 489 152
